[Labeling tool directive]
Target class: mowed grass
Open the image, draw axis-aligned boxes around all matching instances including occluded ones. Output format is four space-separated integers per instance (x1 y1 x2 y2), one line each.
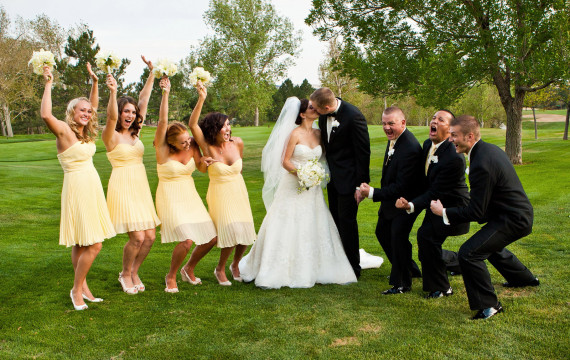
0 120 568 359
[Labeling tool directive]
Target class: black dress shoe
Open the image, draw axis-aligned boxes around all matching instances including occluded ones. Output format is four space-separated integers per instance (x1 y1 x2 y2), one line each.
471 302 504 320
382 286 411 295
449 271 461 276
502 277 540 288
425 287 453 299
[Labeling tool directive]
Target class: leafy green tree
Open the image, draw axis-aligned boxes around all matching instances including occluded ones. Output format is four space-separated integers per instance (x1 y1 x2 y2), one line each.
524 86 559 139
308 0 570 164
194 0 302 126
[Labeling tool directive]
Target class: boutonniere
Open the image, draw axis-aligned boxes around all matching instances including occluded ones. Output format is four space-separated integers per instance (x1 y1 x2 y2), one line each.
385 148 395 165
331 119 340 128
430 155 438 164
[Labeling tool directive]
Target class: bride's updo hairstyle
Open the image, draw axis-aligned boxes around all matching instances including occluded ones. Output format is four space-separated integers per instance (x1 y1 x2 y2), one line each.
295 99 309 125
199 112 231 145
165 121 188 153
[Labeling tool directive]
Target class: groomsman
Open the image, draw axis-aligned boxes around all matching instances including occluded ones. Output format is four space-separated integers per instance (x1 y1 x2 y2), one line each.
395 110 470 298
359 107 424 294
431 115 539 320
311 88 370 278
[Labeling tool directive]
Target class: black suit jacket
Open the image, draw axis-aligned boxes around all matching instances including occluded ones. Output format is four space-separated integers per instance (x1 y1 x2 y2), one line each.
372 128 424 219
319 99 370 195
446 140 533 235
411 138 470 235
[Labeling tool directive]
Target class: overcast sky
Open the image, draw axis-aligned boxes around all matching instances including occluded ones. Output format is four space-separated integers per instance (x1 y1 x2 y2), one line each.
2 0 327 86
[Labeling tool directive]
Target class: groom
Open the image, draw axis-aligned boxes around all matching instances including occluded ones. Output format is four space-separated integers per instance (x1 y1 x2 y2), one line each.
310 88 370 278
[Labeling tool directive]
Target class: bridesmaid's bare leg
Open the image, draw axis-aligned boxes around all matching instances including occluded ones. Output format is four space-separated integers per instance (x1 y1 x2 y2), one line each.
71 243 102 306
215 247 234 283
183 237 217 281
131 228 156 287
230 244 248 278
121 231 145 289
166 240 192 289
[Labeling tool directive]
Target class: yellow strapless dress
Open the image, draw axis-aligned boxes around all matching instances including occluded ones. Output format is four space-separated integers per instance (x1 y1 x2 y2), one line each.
57 141 116 247
207 159 256 248
156 158 217 244
106 139 161 233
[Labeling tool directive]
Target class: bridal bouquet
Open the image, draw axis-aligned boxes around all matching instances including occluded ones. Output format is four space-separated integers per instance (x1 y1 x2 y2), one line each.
189 67 212 86
29 49 56 75
152 58 178 78
297 158 328 193
95 50 121 74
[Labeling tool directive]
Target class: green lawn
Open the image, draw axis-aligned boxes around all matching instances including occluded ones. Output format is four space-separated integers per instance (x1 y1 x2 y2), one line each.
0 122 568 359
523 109 568 116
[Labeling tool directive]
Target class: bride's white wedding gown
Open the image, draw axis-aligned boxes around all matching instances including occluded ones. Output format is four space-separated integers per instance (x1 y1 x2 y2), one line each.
239 144 357 289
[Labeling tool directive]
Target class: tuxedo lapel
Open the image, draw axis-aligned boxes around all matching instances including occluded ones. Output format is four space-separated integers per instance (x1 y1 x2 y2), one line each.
328 101 346 143
319 115 329 146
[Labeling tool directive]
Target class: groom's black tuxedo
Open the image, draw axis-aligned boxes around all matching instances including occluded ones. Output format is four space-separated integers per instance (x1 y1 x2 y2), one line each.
445 140 536 310
371 128 424 288
410 138 470 292
319 99 370 277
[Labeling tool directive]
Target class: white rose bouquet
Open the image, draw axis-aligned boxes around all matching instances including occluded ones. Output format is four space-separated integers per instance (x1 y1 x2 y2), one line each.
296 158 328 193
189 67 212 87
152 58 178 78
28 49 56 75
95 50 121 74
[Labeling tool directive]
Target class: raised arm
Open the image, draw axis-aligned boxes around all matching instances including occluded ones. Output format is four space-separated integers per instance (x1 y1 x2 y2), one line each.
188 81 208 154
102 74 118 150
154 77 171 163
137 55 155 122
86 62 99 111
40 67 68 138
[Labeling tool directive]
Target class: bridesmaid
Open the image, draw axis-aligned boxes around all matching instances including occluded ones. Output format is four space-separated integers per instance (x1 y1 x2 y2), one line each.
188 81 256 286
154 77 218 292
102 56 160 295
40 64 116 310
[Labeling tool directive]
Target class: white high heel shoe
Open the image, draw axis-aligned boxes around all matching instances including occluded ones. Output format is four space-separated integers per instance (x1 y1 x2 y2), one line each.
229 265 243 282
70 290 88 311
180 267 202 285
82 293 104 303
164 276 179 293
214 269 231 286
118 272 138 295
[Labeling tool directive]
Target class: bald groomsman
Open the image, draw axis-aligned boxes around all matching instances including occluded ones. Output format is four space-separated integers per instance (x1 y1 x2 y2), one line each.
395 110 470 299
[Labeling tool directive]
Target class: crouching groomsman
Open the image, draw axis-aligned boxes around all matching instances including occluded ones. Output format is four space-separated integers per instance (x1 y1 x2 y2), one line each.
359 107 423 294
395 110 470 299
431 115 539 320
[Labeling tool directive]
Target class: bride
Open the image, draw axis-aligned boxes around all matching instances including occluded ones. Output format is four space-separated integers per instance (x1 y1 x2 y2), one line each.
239 97 357 288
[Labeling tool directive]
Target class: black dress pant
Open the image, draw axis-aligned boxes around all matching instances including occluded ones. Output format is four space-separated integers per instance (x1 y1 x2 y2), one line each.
375 212 418 288
458 223 536 310
328 185 361 278
417 221 452 292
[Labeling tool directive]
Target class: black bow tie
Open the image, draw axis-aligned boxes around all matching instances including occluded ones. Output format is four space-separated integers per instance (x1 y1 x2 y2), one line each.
329 112 337 116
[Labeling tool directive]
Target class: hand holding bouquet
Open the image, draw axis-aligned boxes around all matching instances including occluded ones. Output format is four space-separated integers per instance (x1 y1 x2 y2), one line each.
297 158 328 193
95 50 121 74
189 67 212 87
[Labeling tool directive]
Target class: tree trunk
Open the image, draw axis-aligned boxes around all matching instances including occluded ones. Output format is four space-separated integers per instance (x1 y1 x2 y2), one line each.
532 107 538 139
562 101 570 140
2 104 14 138
254 106 259 127
504 92 524 164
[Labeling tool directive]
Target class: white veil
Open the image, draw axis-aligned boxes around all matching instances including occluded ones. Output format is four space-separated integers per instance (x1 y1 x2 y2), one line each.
261 97 300 211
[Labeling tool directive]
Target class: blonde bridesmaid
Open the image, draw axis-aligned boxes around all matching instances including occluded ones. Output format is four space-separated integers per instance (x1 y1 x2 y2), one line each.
40 64 115 310
188 81 256 286
103 56 160 295
154 77 217 292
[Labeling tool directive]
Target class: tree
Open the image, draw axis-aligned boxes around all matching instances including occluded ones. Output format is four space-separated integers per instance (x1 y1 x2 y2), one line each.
267 78 315 122
308 0 570 164
195 0 302 126
524 86 559 139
